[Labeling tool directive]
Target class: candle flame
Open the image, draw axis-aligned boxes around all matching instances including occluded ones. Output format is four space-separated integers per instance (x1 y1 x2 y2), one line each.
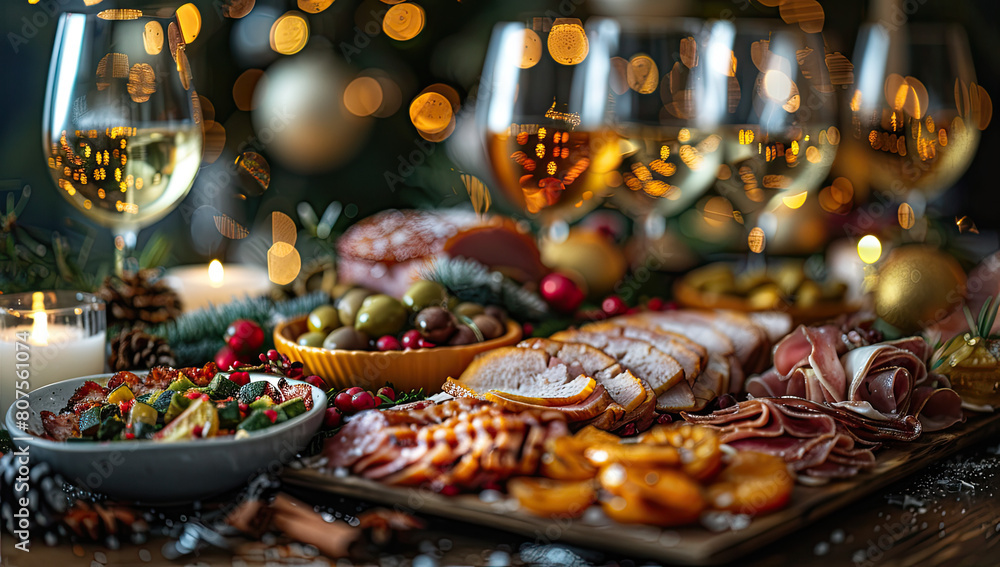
31 292 49 345
209 259 225 287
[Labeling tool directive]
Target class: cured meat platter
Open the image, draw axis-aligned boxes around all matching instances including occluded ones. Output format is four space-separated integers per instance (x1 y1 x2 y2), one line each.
284 410 1000 565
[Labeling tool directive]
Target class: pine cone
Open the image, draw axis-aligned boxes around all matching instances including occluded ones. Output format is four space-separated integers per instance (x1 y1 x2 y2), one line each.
97 269 182 327
109 328 177 371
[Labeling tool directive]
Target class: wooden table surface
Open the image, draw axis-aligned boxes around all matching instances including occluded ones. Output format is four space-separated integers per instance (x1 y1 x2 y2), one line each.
3 437 999 567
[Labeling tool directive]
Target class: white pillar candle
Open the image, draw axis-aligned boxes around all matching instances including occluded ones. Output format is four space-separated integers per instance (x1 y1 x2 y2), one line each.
163 260 272 312
1 295 107 417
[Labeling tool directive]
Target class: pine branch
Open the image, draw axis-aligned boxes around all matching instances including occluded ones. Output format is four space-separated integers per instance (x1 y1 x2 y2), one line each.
422 257 549 320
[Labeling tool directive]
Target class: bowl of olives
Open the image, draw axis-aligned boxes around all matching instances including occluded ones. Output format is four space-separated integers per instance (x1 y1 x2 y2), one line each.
273 280 523 392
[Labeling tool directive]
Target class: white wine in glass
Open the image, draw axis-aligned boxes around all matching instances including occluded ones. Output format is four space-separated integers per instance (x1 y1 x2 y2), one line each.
43 10 202 274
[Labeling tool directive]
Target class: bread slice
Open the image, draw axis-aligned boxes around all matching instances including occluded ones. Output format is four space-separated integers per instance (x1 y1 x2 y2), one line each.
550 329 686 395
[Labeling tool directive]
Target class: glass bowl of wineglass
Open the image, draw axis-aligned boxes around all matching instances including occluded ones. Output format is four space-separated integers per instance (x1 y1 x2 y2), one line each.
836 22 988 201
594 17 734 233
476 17 621 232
42 9 203 274
710 19 840 250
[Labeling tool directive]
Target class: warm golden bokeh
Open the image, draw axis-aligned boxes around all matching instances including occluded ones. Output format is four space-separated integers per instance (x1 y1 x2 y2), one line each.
176 3 201 44
270 12 310 55
383 3 425 41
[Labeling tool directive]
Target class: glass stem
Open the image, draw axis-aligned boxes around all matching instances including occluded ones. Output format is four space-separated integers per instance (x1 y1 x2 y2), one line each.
114 228 139 277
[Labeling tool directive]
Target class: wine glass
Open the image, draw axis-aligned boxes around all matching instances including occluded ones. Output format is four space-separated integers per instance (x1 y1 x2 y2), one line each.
588 17 734 237
711 20 840 247
836 22 985 201
42 9 203 275
476 18 621 233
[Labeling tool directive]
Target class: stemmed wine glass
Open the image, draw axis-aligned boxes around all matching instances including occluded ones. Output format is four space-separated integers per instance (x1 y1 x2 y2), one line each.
476 18 621 234
42 9 203 275
837 22 986 201
589 17 734 237
711 20 840 250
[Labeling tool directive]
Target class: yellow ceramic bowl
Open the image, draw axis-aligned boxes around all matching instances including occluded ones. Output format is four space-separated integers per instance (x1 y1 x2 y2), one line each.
274 316 522 393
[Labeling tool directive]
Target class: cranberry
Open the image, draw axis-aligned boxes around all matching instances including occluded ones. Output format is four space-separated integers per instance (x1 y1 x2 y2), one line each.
334 392 354 413
377 386 396 402
522 323 534 336
225 319 265 355
601 296 627 316
401 329 422 349
125 431 136 440
267 349 280 361
229 371 251 387
540 272 585 313
376 335 402 351
351 391 376 412
303 375 325 389
416 338 436 348
323 407 343 428
647 297 665 311
263 409 278 423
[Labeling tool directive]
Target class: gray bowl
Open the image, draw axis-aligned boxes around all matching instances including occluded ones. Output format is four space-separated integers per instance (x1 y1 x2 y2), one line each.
5 373 327 503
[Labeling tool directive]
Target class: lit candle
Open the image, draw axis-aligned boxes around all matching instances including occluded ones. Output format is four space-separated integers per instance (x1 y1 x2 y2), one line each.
1 291 107 417
163 261 272 312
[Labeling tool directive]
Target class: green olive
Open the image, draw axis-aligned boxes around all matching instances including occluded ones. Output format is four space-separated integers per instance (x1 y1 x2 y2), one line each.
337 288 374 327
401 280 447 312
454 302 485 318
297 331 327 348
354 294 408 337
307 304 341 334
323 327 371 351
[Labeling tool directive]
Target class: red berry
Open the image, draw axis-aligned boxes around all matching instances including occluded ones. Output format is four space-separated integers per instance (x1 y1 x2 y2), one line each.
522 323 534 336
214 345 241 372
225 319 265 355
345 386 364 395
238 402 249 413
303 375 325 389
267 349 280 361
185 391 202 400
351 391 375 412
376 335 402 351
228 371 251 387
439 485 460 496
601 296 627 316
258 353 268 363
625 307 641 315
118 399 134 415
324 407 343 428
401 329 422 350
647 297 665 311
192 425 203 438
377 386 396 402
263 409 278 423
417 338 436 348
664 301 678 311
334 392 354 413
540 273 585 314
125 432 136 440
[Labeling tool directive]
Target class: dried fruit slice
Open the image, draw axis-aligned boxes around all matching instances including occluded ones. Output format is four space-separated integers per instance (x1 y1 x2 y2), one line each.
705 451 793 516
508 477 596 518
640 424 722 482
584 442 681 468
598 463 705 526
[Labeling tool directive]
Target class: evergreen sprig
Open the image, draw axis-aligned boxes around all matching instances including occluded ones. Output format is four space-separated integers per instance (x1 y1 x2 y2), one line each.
423 257 549 320
144 291 328 365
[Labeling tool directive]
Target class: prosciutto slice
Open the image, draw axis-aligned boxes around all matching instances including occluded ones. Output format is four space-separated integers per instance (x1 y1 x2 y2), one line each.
748 319 964 433
682 397 919 481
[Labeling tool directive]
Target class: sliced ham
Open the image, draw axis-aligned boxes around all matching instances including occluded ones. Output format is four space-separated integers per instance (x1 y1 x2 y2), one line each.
549 329 686 395
910 385 965 432
656 381 698 412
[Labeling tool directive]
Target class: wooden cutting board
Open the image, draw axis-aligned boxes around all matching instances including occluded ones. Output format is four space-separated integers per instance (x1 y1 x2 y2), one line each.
283 411 1000 566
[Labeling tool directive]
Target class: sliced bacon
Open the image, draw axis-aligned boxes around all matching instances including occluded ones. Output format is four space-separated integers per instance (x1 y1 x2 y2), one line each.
62 380 108 413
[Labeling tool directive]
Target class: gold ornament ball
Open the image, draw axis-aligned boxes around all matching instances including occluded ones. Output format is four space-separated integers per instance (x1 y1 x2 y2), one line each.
541 228 627 298
873 245 966 334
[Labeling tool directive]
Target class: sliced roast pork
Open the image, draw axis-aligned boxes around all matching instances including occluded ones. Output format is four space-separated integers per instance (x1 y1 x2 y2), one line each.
578 322 706 385
549 329 687 395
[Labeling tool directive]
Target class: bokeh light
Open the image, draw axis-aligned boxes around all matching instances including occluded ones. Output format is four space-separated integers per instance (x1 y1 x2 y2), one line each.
297 0 335 14
898 203 916 229
233 69 264 111
748 227 766 253
518 29 543 69
176 4 201 44
270 12 310 55
383 3 425 41
409 91 452 134
221 0 255 19
547 18 588 65
857 235 882 264
344 77 384 117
